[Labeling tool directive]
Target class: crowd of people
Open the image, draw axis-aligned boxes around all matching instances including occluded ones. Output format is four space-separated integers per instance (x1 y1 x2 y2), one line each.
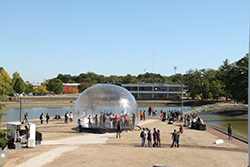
39 111 73 125
83 111 136 129
140 125 183 148
138 106 207 148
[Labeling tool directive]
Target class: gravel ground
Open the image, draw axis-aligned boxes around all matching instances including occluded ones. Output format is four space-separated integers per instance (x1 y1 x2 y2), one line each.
4 119 249 167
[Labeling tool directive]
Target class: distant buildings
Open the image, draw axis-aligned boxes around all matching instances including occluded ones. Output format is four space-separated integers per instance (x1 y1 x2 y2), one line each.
121 83 186 100
63 83 80 94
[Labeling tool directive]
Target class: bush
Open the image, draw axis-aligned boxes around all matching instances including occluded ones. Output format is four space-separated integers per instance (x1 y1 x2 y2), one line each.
0 131 9 149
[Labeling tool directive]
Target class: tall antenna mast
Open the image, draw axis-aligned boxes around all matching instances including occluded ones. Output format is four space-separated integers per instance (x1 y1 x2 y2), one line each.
153 49 155 83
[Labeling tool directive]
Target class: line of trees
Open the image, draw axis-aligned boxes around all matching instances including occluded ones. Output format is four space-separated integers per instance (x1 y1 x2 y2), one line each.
56 54 249 103
0 54 248 103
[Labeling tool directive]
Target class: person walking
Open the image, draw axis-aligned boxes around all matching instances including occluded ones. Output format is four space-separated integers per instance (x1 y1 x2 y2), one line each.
141 128 146 147
171 129 178 148
46 113 50 124
147 130 152 147
228 123 233 140
39 113 44 125
116 121 121 138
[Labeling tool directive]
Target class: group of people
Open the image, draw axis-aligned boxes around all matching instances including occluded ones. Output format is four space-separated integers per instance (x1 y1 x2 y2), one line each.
147 106 157 116
39 111 73 125
39 113 50 125
140 107 158 121
183 114 204 129
64 111 73 123
140 125 183 148
140 128 160 147
86 111 136 129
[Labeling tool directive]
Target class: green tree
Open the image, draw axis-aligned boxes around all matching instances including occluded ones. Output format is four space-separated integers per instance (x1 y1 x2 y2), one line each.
210 80 223 100
183 69 201 99
78 82 92 92
34 85 49 94
120 74 137 84
57 74 72 83
0 103 9 148
228 54 248 103
218 59 233 100
46 78 64 94
13 78 26 93
0 70 14 95
106 75 119 83
12 71 21 88
25 81 34 94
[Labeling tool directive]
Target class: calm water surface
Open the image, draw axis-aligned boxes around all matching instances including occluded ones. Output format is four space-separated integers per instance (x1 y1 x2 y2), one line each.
3 106 189 123
4 106 247 137
199 112 248 137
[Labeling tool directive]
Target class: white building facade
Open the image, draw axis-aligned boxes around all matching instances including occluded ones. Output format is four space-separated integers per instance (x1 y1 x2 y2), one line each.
121 83 186 99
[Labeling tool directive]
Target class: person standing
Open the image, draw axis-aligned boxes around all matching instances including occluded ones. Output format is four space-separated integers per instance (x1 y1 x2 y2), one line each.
70 112 73 123
147 130 152 147
171 129 178 148
88 115 92 128
39 113 44 125
132 113 135 126
187 115 191 127
65 111 69 123
148 106 152 116
94 114 98 128
153 128 157 146
228 124 233 140
157 129 161 147
143 110 146 121
116 121 121 138
46 113 50 124
177 131 181 148
141 128 146 147
114 115 119 127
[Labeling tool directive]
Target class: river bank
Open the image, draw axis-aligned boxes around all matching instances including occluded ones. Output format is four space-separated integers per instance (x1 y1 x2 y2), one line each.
1 94 237 108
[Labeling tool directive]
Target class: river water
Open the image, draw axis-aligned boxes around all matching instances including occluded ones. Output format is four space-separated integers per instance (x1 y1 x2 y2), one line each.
198 112 248 137
3 105 247 137
2 106 189 123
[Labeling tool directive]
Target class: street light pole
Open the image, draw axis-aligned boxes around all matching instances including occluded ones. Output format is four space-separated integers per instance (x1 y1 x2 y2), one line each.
19 94 23 122
182 84 183 113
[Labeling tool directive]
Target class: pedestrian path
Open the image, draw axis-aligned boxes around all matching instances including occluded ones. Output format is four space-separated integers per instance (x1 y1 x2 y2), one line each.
15 147 77 167
15 120 157 167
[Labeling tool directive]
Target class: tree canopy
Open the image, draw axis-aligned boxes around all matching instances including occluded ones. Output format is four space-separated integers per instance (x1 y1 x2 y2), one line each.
0 53 248 103
45 78 64 94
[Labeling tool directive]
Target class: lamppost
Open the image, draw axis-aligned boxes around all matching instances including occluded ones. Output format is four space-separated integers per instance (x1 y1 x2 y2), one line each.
174 66 177 75
19 94 23 122
181 84 183 113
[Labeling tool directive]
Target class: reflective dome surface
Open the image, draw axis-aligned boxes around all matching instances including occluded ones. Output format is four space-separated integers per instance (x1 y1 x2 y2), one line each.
73 84 139 129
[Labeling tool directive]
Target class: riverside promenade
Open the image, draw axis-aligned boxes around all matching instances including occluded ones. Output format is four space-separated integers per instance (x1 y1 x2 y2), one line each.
3 116 248 167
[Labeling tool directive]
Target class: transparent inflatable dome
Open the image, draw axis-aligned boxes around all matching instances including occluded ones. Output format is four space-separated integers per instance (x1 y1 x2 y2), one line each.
73 84 139 130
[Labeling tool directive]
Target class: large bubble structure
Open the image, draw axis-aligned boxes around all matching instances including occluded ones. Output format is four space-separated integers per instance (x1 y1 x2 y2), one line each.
73 84 139 130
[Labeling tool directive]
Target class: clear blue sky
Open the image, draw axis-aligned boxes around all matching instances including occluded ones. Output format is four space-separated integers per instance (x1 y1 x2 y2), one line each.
1 0 249 83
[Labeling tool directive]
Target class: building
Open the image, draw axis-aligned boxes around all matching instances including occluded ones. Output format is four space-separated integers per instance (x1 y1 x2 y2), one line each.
121 83 186 99
63 83 80 94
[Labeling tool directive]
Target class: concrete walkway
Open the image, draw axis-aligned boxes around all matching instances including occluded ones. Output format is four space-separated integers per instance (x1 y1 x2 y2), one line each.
15 119 157 167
